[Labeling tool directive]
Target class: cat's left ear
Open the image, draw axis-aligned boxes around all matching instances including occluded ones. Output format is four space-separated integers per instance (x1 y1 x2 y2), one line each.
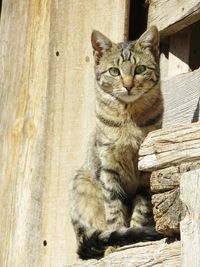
91 30 112 62
136 26 159 56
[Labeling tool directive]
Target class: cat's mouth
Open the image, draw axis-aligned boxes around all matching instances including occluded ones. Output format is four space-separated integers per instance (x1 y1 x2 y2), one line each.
116 90 134 98
124 86 138 96
123 89 134 96
116 88 143 103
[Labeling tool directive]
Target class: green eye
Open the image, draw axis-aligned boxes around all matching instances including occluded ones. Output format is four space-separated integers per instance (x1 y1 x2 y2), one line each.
135 65 146 74
109 67 120 77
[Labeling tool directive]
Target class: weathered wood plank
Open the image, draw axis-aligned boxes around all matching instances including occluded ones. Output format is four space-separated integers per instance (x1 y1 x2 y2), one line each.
159 43 169 80
150 162 200 235
0 1 130 267
0 1 51 267
162 68 200 127
40 1 130 266
180 169 200 267
151 161 200 193
168 27 191 78
160 21 200 81
152 188 182 236
148 0 200 37
69 239 181 267
138 122 200 172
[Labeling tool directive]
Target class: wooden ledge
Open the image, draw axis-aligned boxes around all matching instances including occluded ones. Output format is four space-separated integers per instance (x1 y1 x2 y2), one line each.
138 122 200 172
69 239 181 267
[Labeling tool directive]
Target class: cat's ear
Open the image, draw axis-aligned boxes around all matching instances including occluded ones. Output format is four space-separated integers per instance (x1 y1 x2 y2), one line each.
91 30 112 62
136 26 159 56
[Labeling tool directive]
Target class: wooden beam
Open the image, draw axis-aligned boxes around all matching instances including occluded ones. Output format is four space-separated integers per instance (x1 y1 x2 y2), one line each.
148 0 200 37
180 169 200 267
69 239 181 267
161 68 200 127
138 122 200 172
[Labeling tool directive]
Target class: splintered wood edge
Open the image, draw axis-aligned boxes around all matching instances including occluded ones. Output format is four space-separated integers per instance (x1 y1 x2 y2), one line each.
150 161 200 189
138 122 200 172
139 121 200 156
150 164 200 236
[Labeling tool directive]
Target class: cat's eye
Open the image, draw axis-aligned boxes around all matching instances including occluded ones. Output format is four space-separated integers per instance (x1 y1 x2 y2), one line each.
109 67 120 77
135 65 146 74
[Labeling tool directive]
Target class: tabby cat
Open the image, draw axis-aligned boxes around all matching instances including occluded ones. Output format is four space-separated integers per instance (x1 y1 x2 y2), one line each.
70 26 163 260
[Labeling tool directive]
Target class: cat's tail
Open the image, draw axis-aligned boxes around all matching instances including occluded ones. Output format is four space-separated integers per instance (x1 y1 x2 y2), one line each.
77 226 163 259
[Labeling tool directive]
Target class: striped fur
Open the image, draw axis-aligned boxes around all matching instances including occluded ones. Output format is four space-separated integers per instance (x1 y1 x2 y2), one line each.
70 26 164 259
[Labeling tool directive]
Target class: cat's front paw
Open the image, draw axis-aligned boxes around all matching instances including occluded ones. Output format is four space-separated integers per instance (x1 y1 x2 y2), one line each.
130 194 154 227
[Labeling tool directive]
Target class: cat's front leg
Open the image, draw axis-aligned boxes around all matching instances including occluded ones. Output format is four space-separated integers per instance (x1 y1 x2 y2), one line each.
100 168 128 230
130 191 154 227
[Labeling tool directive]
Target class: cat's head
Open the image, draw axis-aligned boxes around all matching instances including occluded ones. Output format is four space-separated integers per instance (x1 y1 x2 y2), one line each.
91 26 160 103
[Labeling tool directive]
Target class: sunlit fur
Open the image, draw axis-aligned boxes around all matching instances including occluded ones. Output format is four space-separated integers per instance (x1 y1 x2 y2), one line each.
70 26 164 260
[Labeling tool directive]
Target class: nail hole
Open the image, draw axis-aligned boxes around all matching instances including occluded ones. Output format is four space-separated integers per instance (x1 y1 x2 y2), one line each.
85 56 90 62
56 51 59 56
43 240 47 246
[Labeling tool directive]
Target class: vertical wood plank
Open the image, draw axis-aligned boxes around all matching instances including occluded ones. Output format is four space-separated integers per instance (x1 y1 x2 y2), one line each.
0 0 130 267
161 68 200 127
180 169 200 267
168 28 191 78
40 1 130 266
160 39 169 80
0 1 51 267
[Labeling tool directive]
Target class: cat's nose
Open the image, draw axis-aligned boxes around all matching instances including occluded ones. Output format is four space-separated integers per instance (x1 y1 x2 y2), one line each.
124 85 132 92
123 76 134 92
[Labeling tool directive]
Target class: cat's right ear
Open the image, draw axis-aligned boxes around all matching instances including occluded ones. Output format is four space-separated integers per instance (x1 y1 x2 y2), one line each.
91 30 112 63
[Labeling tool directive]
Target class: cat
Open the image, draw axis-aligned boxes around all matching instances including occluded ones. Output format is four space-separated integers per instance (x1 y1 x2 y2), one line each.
70 26 164 260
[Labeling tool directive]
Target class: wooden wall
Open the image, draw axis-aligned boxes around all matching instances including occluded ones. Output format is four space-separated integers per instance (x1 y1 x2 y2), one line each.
148 0 200 127
1 0 200 266
0 1 130 266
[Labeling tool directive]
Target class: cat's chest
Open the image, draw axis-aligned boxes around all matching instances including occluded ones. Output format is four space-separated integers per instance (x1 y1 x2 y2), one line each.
97 123 143 193
110 121 145 150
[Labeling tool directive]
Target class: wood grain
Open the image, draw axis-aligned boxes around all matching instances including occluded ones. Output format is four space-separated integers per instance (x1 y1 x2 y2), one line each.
150 162 200 235
151 161 200 193
0 1 130 266
152 188 181 235
148 0 200 37
180 169 200 267
160 50 169 80
69 239 181 267
162 68 200 127
0 1 51 267
168 27 191 78
138 122 200 172
41 2 130 266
